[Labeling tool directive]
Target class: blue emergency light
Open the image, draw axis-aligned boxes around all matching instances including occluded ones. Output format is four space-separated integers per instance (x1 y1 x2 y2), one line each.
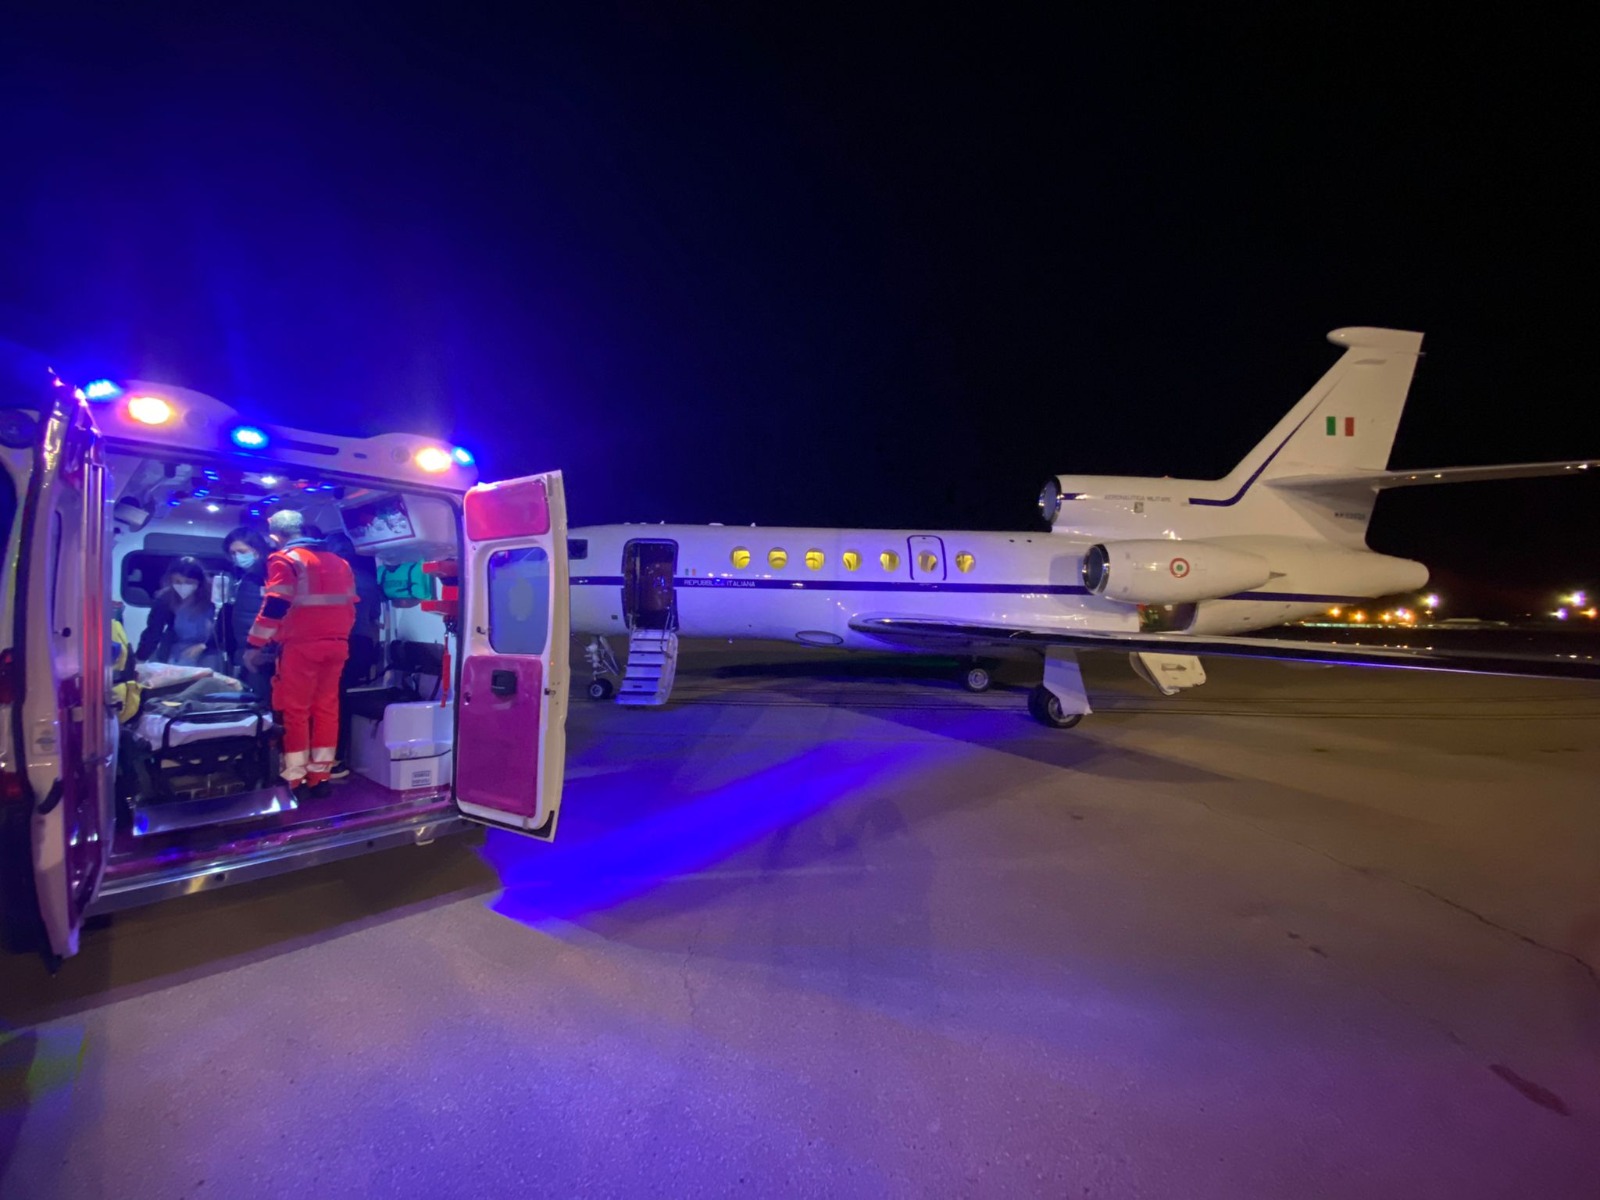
84 379 123 402
230 425 269 450
452 446 475 466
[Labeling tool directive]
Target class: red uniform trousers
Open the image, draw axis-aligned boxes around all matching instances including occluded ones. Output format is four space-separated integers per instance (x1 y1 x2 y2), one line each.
273 637 349 785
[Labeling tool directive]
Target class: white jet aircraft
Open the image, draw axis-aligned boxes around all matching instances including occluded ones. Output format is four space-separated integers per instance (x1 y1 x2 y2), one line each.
570 327 1597 725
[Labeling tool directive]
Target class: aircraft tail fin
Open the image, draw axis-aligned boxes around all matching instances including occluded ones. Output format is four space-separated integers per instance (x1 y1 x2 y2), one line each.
1223 327 1424 491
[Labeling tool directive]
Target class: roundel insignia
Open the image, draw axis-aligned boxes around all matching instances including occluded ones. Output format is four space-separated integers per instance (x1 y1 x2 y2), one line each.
1169 557 1191 578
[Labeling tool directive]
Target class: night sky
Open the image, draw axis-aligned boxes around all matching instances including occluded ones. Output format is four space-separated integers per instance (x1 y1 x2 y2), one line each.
2 10 1594 613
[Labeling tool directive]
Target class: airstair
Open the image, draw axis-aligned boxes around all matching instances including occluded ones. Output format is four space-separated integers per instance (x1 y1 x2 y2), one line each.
616 628 679 706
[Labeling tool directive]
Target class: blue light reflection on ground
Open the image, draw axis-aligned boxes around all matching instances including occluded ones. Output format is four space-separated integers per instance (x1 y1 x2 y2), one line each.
480 736 942 928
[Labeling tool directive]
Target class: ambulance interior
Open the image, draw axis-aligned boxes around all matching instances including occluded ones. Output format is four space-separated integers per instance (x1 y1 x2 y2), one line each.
103 450 464 877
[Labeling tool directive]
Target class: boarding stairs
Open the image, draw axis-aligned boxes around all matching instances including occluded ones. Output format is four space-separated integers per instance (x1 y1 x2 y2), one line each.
617 628 679 706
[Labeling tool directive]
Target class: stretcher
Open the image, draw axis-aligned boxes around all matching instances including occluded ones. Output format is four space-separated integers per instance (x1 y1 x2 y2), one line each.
122 697 277 809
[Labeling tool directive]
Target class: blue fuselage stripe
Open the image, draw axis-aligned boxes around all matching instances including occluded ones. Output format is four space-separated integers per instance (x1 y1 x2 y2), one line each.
571 575 1091 595
570 575 1353 603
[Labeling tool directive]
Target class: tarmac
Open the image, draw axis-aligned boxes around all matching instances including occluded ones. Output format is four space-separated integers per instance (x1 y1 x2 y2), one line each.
2 642 1598 1198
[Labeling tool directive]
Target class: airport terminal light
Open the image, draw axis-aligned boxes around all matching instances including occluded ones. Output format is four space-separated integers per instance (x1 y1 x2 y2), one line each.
1423 594 1439 610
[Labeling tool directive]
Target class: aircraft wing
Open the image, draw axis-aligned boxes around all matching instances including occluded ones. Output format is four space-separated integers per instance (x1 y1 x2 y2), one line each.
1267 460 1597 493
848 616 1600 681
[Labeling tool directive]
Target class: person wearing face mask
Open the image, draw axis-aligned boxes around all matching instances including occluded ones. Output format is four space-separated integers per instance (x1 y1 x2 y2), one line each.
222 526 275 698
136 557 222 667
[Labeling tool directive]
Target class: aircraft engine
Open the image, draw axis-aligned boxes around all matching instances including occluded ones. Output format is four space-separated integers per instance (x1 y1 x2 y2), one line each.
1081 540 1273 605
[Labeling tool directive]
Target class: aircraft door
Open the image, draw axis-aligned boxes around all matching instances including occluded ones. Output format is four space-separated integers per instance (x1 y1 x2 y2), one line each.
907 535 947 582
454 471 570 839
622 540 678 631
16 389 114 961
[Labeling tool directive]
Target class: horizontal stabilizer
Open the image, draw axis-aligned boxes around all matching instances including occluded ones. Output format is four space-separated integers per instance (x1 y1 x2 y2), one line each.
849 615 1600 682
1268 459 1597 493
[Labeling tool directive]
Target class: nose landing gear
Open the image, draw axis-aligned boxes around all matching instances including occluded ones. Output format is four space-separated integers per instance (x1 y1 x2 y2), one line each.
960 661 994 693
583 637 621 701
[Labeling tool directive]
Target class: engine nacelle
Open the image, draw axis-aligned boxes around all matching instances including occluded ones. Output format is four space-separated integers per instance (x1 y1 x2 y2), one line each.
1081 540 1273 605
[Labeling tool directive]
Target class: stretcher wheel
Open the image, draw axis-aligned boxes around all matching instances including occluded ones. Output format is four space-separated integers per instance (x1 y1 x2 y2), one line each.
587 678 615 701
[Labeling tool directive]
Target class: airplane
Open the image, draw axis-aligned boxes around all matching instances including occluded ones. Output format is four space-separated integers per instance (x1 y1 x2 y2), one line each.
568 327 1599 726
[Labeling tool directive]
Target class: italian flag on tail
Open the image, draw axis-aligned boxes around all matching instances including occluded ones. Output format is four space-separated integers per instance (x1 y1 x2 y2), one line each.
1325 415 1356 437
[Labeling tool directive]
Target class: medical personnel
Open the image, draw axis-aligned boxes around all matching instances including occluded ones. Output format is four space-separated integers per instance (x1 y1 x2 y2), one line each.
246 509 357 795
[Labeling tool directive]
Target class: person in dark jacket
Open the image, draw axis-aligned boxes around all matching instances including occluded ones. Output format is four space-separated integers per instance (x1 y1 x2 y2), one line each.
136 557 222 667
223 526 275 699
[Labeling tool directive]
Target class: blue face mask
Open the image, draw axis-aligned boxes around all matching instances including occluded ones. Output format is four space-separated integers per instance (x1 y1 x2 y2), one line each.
233 550 259 569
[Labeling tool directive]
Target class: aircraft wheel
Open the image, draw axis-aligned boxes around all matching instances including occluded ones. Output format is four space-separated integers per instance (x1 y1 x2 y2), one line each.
587 678 615 701
1028 684 1083 729
961 664 993 693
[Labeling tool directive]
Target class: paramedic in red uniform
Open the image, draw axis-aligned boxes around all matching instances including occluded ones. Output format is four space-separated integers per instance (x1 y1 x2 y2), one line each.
246 510 357 795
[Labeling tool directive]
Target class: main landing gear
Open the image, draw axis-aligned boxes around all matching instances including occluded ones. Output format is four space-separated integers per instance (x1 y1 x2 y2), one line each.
584 637 621 701
1028 685 1083 729
1030 648 1092 729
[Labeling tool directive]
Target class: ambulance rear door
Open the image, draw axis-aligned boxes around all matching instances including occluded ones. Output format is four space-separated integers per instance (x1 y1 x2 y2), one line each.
453 471 570 839
12 387 115 961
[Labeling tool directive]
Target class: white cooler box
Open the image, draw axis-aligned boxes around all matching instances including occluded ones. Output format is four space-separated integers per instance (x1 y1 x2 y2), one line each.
351 701 455 792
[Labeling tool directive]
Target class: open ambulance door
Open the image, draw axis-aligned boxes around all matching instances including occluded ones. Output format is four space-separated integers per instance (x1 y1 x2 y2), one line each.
453 471 570 840
14 387 115 962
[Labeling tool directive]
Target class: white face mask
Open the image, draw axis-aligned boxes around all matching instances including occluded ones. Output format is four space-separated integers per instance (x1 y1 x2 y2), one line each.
172 582 198 600
232 551 259 569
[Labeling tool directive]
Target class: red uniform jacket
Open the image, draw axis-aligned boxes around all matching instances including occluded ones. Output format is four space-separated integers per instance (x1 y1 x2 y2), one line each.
248 541 358 647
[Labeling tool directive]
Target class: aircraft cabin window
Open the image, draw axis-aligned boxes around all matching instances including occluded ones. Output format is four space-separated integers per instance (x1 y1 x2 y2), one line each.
955 551 975 573
880 550 900 572
731 547 751 569
841 550 860 571
768 548 788 569
805 549 824 570
917 551 938 573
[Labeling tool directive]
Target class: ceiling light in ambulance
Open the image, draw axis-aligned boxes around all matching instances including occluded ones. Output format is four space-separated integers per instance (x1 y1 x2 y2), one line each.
127 395 176 425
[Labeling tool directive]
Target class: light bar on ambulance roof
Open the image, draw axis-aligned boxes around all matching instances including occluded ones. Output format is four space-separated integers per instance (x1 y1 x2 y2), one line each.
84 379 123 402
230 424 269 450
452 446 474 466
126 395 176 425
414 446 453 473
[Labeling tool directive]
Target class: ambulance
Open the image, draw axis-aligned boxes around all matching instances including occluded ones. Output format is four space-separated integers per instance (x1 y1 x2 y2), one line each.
0 363 570 964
